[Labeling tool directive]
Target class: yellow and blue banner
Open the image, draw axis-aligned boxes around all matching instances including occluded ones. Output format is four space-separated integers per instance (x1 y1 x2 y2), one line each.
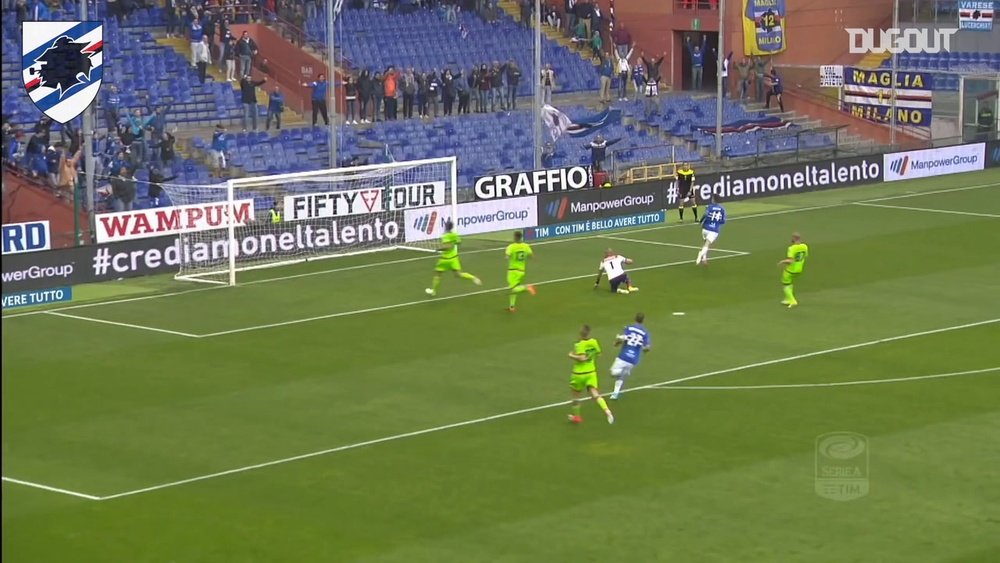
842 67 933 127
743 0 787 56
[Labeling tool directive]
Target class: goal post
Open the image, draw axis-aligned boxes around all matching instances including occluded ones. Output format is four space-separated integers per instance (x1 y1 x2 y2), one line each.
161 156 458 286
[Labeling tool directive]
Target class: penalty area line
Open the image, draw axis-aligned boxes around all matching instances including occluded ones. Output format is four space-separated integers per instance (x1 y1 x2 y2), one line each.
94 317 1000 502
853 202 1000 219
599 235 751 255
44 311 202 338
650 366 1000 391
1 476 102 501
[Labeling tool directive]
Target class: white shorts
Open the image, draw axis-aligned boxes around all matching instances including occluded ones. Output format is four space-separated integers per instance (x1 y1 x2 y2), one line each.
644 83 658 97
702 229 719 244
610 357 635 378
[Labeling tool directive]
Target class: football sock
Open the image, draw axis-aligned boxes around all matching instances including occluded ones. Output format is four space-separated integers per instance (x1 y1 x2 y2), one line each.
613 379 624 395
431 275 441 292
571 402 582 417
596 397 611 413
512 285 527 294
783 284 795 302
679 207 685 220
697 245 708 263
692 206 699 220
509 293 517 308
459 272 477 282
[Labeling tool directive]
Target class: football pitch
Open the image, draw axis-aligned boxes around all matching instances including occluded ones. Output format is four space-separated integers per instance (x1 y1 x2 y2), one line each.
3 170 1000 562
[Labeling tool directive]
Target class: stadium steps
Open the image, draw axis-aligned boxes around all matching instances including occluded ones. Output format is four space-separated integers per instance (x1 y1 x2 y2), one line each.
497 0 601 67
156 36 309 128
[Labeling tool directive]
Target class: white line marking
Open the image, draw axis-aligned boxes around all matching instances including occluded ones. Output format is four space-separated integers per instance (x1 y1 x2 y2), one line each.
599 235 749 254
94 317 999 501
1 476 102 501
651 367 1000 391
854 202 1000 219
198 254 750 338
44 311 202 338
858 181 997 203
4 180 997 320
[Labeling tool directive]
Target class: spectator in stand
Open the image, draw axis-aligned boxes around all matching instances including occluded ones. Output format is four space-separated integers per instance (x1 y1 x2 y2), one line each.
111 167 137 211
442 69 456 116
116 122 135 167
210 124 228 175
589 29 602 60
102 84 122 131
194 35 212 84
614 44 633 101
56 147 83 197
564 0 577 34
456 69 470 115
305 0 317 19
571 18 587 46
266 86 284 130
126 108 154 162
717 50 733 98
444 0 458 23
383 66 399 121
189 14 204 68
583 134 620 172
240 75 266 131
576 0 593 38
427 70 441 118
540 63 555 105
145 97 172 141
736 57 751 101
765 67 784 112
543 3 560 28
686 35 707 90
302 74 329 127
598 53 613 104
165 0 180 38
155 131 176 170
401 69 416 120
35 116 52 146
221 35 237 81
490 62 504 112
237 31 258 78
476 64 490 113
505 59 521 110
202 8 217 54
612 23 631 60
344 74 359 124
219 16 231 44
519 0 531 28
641 51 665 118
372 71 384 122
44 144 59 188
753 55 769 102
632 58 645 96
146 165 177 207
358 70 372 123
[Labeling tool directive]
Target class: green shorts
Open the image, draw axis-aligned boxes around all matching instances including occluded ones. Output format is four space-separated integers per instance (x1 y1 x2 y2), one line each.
782 269 801 285
570 371 599 392
436 257 462 272
507 270 525 288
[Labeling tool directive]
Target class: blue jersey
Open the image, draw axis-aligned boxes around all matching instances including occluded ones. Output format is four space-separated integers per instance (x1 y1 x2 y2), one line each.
618 324 651 365
702 203 726 233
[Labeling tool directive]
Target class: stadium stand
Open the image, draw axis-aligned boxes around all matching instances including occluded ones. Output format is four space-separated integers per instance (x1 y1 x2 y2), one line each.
881 52 1000 91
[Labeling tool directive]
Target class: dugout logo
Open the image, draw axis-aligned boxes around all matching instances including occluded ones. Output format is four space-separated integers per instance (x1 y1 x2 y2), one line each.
537 182 663 226
815 432 870 501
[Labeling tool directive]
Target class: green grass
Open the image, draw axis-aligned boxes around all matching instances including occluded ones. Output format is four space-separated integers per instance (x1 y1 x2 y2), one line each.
3 170 1000 562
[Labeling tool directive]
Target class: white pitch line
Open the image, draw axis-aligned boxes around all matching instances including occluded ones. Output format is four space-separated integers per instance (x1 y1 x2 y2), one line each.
1 476 102 501
4 179 998 321
197 253 750 338
600 235 750 254
94 317 1000 501
853 202 1000 219
44 311 202 338
651 366 1000 391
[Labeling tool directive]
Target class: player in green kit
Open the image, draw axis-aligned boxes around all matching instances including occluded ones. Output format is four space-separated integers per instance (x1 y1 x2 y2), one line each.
425 220 481 296
568 325 615 425
778 232 809 308
504 231 536 312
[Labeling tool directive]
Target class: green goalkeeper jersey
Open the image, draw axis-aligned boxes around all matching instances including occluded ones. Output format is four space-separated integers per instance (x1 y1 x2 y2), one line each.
572 338 601 374
440 232 460 259
786 243 809 273
505 242 533 271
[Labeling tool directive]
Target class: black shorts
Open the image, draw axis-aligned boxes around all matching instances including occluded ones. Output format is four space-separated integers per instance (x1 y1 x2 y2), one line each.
678 187 695 202
610 273 630 291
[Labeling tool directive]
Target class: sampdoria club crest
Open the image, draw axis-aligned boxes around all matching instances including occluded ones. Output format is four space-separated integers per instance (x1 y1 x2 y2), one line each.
22 21 103 123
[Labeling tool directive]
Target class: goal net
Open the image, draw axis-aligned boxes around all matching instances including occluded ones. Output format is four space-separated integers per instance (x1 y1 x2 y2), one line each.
160 156 457 286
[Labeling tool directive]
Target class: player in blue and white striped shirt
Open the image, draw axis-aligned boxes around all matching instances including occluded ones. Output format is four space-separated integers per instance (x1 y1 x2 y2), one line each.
696 194 726 265
610 313 651 400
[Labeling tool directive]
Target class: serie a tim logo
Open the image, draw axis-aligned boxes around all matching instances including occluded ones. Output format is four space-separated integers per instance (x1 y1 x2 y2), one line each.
815 432 869 501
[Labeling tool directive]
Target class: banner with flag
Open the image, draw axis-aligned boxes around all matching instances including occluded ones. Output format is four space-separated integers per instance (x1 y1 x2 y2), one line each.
541 105 615 142
696 116 791 134
959 1 994 31
742 0 787 55
842 67 933 127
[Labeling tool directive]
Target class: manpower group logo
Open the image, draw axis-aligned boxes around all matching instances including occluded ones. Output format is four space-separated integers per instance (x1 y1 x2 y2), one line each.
537 182 663 226
544 197 571 221
411 209 440 236
403 198 537 243
883 143 985 182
